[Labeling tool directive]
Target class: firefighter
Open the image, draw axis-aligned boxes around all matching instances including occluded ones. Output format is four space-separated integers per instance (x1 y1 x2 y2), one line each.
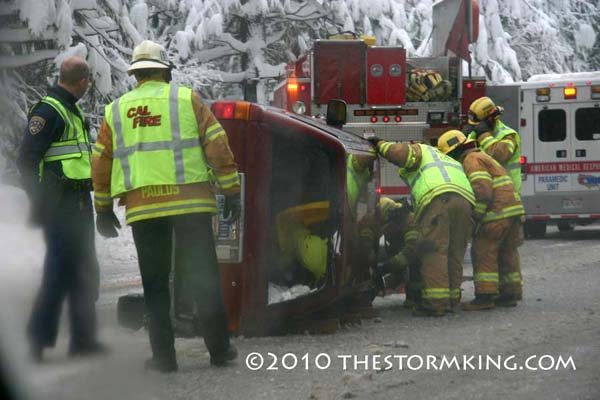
17 57 106 361
465 96 522 194
376 197 422 307
438 130 525 309
92 40 240 371
368 137 475 316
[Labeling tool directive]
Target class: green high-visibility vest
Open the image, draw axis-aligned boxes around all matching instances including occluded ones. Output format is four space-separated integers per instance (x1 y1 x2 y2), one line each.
400 144 475 219
346 154 371 216
469 121 522 194
39 96 91 180
105 81 211 197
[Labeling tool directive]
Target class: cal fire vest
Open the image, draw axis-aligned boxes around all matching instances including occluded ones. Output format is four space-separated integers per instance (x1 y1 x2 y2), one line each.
469 120 522 194
105 81 210 197
400 144 475 219
39 96 91 180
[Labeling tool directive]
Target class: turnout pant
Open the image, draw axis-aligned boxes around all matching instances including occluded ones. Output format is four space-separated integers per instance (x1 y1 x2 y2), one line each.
131 213 230 363
28 190 99 349
418 193 472 312
471 216 523 299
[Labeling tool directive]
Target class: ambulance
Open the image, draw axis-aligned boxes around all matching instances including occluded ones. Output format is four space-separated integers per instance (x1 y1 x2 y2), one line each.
488 72 600 237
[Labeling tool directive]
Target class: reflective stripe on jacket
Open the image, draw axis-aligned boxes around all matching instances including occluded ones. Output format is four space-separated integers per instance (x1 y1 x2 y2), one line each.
93 79 240 224
105 81 210 197
40 96 91 180
395 144 475 220
469 120 521 194
462 150 524 223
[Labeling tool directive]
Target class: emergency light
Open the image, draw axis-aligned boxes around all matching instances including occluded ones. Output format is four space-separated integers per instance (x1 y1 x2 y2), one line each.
536 88 550 102
213 101 251 120
563 87 577 100
591 85 600 99
287 82 298 92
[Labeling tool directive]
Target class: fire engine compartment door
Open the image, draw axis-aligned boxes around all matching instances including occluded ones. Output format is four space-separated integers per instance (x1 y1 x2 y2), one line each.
367 47 406 105
313 41 366 105
533 104 573 193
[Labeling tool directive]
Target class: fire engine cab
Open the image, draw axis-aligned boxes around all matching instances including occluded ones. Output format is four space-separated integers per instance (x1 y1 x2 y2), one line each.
271 1 484 198
487 72 600 237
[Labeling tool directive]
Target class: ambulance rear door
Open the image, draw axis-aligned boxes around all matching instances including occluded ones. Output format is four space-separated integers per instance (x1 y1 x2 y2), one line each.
533 103 572 193
572 102 600 193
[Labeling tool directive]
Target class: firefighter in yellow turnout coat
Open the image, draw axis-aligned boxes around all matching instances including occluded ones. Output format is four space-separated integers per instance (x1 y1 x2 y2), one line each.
438 130 525 309
92 41 240 371
368 137 475 316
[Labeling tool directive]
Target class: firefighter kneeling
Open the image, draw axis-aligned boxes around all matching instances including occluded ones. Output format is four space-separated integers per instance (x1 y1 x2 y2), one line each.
438 130 525 310
375 197 423 308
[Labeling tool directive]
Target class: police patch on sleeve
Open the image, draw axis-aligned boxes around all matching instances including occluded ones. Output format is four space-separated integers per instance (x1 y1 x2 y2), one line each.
28 116 46 135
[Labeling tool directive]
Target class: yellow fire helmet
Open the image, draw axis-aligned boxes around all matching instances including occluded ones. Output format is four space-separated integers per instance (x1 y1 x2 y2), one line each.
468 96 505 125
379 196 402 223
437 130 474 155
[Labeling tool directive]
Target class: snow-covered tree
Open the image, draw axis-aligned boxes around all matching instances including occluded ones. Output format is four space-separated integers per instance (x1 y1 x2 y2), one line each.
1 0 599 180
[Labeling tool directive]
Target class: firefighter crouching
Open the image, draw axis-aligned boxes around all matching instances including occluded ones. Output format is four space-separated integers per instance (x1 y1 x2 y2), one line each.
438 130 525 309
368 137 475 316
17 57 107 361
92 40 240 371
465 96 522 194
373 197 423 307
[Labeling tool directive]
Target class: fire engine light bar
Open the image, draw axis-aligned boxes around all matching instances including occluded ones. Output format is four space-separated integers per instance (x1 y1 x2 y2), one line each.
536 88 550 102
563 87 577 100
591 85 600 99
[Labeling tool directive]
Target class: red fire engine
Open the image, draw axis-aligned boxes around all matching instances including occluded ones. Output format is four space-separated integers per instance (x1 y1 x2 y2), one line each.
272 0 485 197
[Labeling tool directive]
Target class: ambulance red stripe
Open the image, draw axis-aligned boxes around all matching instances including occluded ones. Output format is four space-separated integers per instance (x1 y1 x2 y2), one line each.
525 161 600 174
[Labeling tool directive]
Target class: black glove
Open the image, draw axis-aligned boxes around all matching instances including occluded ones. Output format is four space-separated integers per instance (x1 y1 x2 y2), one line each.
96 210 121 238
473 120 491 137
366 135 382 147
222 194 241 224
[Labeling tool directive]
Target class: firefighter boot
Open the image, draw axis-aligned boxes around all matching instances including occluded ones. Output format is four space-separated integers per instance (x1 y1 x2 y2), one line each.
461 294 496 311
210 344 238 367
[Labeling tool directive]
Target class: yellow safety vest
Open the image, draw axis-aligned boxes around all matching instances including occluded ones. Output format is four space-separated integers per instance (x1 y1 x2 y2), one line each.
400 144 475 219
105 81 211 197
39 96 91 180
469 121 522 194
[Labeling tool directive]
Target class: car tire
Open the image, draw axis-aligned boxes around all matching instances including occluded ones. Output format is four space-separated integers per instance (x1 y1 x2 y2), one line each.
117 293 146 331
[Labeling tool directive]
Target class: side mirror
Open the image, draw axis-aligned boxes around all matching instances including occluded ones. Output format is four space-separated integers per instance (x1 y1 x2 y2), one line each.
326 99 347 127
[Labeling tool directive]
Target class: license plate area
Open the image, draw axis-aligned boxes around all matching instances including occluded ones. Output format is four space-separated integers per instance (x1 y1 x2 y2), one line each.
562 198 583 209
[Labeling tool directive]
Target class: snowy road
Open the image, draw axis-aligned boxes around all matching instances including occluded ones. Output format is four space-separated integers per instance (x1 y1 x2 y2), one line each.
1 185 599 400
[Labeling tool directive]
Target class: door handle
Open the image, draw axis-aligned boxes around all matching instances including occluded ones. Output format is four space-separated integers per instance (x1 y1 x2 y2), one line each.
575 149 586 157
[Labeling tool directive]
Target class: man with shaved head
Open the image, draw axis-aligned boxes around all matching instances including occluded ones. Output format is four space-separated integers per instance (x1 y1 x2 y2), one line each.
17 56 107 362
